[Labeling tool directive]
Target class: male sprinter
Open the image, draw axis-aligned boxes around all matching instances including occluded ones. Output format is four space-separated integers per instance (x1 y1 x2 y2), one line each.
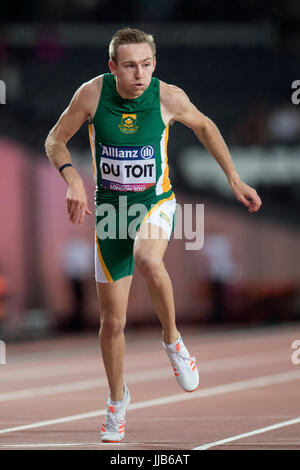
45 28 262 443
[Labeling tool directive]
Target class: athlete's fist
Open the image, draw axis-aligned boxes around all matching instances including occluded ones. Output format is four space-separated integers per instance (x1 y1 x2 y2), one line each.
231 180 262 213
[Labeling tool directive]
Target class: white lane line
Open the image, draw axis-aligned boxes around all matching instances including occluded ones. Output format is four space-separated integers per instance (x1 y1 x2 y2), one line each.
5 344 97 364
0 442 171 448
198 350 287 373
0 348 288 383
0 361 102 382
0 442 104 448
0 368 170 402
193 416 300 450
5 324 299 367
0 350 288 401
0 369 300 436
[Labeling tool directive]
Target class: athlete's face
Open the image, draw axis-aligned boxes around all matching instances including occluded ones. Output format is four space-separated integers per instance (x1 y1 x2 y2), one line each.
109 43 156 99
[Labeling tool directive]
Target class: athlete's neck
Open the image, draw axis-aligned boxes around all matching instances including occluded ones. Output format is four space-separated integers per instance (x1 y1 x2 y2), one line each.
116 82 144 100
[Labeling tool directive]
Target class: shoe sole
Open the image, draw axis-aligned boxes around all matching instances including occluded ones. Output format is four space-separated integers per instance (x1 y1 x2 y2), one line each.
183 383 199 393
186 386 199 392
102 439 124 443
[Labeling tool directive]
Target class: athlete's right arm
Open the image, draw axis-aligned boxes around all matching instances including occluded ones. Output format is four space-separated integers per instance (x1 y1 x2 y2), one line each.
45 80 99 225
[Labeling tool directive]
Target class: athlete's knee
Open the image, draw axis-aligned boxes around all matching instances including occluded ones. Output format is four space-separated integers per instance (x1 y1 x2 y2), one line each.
99 313 126 338
135 252 163 280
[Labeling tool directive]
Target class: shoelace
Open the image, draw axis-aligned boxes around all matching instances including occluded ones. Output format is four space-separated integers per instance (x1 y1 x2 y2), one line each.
104 407 126 433
170 351 196 370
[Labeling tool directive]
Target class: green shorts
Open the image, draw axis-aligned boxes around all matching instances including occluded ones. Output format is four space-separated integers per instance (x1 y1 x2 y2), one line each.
94 187 176 283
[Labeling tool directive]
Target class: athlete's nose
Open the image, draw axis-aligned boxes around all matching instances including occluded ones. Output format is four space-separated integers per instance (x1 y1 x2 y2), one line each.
135 65 143 79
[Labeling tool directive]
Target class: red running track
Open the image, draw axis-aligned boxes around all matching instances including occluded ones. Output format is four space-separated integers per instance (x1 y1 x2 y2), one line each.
0 323 300 450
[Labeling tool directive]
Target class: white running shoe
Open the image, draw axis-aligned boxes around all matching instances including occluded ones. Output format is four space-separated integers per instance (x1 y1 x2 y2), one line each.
163 334 199 392
101 384 131 443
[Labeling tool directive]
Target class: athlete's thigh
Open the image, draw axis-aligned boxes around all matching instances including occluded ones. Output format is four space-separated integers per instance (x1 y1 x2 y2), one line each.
133 223 169 263
96 275 133 321
133 192 176 261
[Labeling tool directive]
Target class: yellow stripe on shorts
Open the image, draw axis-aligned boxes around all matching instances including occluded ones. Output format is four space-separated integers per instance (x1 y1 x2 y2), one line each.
88 123 96 179
141 192 175 226
95 229 113 283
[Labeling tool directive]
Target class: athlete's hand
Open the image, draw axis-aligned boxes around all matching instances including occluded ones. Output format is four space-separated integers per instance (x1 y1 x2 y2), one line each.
230 179 262 213
66 179 92 225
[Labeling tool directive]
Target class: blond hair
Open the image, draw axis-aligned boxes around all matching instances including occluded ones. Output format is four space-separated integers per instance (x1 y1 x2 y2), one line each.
109 27 156 64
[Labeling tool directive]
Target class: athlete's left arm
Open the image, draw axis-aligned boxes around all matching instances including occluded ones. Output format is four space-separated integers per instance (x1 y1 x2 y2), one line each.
170 88 262 213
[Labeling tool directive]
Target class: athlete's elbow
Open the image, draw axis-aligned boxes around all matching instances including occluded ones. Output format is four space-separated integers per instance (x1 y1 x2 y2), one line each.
45 132 52 155
45 130 56 156
45 127 65 154
45 135 60 165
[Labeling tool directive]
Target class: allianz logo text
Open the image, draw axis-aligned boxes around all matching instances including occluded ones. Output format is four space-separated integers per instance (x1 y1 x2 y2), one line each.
100 144 155 160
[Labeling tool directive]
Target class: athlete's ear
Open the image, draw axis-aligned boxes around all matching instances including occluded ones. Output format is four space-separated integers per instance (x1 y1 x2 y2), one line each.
108 60 117 75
